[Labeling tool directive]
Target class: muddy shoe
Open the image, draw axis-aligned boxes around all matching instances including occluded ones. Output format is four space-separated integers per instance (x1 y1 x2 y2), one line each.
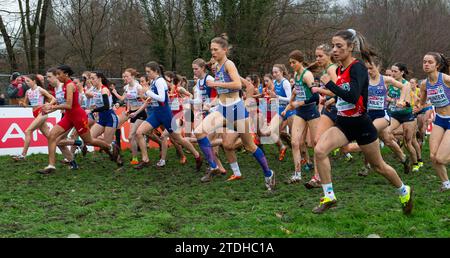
304 178 321 189
265 171 276 191
37 165 56 175
201 167 220 183
312 197 337 214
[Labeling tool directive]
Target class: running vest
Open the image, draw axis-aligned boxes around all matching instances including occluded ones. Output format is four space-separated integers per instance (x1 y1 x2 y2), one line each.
85 86 94 108
197 74 217 104
149 77 170 111
426 72 450 108
92 86 113 110
125 83 144 108
388 79 412 114
368 75 387 111
79 90 88 109
27 87 45 107
336 60 365 117
169 86 182 112
62 80 81 110
274 79 290 108
215 61 239 95
54 84 66 105
294 69 313 103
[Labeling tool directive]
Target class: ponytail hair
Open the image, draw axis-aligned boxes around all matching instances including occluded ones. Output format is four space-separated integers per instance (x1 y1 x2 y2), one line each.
92 71 109 87
273 64 289 77
393 62 409 79
25 74 44 87
146 61 167 81
211 33 232 50
334 29 377 63
57 64 75 77
426 52 449 74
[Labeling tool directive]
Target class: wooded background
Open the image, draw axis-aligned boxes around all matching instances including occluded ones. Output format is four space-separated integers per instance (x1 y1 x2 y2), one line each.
1 0 449 78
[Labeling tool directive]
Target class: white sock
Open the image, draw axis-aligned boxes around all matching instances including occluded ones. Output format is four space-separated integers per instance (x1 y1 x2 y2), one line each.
46 165 56 169
443 181 450 189
397 183 408 196
322 183 335 200
230 162 241 177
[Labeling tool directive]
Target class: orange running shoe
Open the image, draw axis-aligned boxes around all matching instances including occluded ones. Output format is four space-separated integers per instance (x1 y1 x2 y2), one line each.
227 175 242 181
130 159 140 165
279 146 287 161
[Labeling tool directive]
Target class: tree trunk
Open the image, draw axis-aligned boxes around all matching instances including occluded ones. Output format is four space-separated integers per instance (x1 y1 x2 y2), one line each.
38 0 51 74
0 15 19 72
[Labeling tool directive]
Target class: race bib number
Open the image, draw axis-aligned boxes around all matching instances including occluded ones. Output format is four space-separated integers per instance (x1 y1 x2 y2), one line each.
368 96 385 110
336 97 355 112
170 99 180 111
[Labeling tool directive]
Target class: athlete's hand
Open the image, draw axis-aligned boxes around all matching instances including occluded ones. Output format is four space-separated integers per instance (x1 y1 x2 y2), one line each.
281 110 287 117
129 112 137 118
311 87 321 94
85 109 92 114
206 80 217 88
324 98 335 112
396 101 406 108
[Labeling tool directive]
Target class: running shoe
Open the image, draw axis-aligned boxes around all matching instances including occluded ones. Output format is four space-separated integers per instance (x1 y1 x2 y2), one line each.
287 173 302 184
278 146 287 161
399 186 414 215
332 148 340 157
412 164 420 173
265 171 276 191
303 163 314 172
69 160 79 170
312 197 337 214
156 159 166 168
418 161 424 168
358 166 369 177
403 156 411 174
195 156 203 172
130 159 140 165
440 186 450 193
37 165 56 175
227 175 242 181
134 161 151 170
344 153 353 162
12 155 25 161
81 143 88 157
201 167 220 183
304 177 321 189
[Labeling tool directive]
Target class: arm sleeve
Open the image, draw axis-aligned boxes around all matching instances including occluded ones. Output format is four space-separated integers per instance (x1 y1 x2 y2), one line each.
147 79 166 102
325 63 367 104
92 94 110 112
304 92 320 105
278 80 292 102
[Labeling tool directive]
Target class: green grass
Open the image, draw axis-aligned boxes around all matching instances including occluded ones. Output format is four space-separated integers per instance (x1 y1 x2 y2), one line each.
0 143 449 238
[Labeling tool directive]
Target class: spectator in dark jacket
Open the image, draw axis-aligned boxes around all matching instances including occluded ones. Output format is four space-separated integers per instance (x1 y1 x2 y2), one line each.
0 93 6 105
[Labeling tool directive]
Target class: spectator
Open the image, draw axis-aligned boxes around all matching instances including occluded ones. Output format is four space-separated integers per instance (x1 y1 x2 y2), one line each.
7 72 28 105
0 93 5 105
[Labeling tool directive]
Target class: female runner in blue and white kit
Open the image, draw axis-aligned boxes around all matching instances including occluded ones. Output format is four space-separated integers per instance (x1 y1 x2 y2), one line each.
194 34 276 191
132 62 203 171
111 68 146 165
261 64 294 161
419 52 450 192
86 72 119 146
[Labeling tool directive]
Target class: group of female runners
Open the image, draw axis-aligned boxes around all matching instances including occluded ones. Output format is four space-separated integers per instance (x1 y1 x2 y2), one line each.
13 29 450 215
